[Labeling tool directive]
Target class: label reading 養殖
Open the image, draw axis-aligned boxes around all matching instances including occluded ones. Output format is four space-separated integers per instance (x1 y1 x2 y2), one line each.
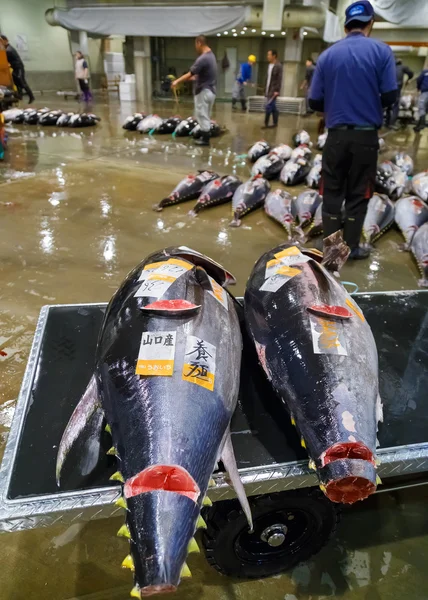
182 335 216 391
309 314 347 356
135 331 176 376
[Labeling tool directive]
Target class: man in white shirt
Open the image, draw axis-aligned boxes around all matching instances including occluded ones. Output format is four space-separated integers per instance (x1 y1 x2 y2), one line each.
263 49 283 129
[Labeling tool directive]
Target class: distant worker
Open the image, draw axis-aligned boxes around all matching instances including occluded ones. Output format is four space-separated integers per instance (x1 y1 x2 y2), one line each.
75 51 93 103
0 35 35 104
414 67 428 132
309 0 397 260
386 58 413 129
232 54 256 111
262 49 283 129
172 35 217 146
301 57 316 114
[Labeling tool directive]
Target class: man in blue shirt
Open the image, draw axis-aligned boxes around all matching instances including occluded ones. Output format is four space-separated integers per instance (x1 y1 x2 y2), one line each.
232 55 256 111
414 68 428 132
309 1 397 259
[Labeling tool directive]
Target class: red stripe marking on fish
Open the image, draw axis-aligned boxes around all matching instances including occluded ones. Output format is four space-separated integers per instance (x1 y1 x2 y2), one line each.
325 477 376 504
322 442 374 466
142 299 199 312
0 350 7 357
141 584 177 597
307 305 353 319
124 465 200 503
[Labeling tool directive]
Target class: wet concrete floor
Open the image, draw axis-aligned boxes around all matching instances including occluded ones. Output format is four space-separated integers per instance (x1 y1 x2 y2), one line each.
1 95 428 599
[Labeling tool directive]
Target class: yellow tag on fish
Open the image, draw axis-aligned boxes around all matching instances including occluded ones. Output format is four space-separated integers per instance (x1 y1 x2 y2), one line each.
182 335 216 391
274 246 301 259
275 265 301 278
136 331 176 376
208 276 228 310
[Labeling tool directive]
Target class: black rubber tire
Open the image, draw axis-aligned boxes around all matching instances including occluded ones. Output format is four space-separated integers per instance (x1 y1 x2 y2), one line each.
202 488 340 579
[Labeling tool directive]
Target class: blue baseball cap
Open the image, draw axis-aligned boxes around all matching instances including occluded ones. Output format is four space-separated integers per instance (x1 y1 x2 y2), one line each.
345 1 375 27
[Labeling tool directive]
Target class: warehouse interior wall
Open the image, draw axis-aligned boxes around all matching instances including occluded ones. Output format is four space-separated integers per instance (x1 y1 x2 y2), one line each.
0 0 104 91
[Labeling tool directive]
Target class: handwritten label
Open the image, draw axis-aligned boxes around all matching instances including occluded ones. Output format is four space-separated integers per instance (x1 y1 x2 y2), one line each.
136 331 176 376
182 336 216 391
135 258 192 298
208 276 228 310
309 314 347 356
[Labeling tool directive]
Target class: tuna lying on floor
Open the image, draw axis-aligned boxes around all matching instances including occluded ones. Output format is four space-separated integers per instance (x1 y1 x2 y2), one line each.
57 247 251 598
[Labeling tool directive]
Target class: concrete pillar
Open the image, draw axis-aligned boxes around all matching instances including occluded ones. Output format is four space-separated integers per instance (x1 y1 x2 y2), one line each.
134 36 152 105
281 29 302 97
78 30 89 56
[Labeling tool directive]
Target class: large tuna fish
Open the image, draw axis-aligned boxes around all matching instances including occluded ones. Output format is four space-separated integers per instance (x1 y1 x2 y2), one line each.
154 171 218 212
248 140 270 162
38 110 63 126
192 121 222 139
157 116 182 134
251 152 284 180
306 154 322 189
392 152 413 176
244 236 381 504
395 196 428 248
123 113 146 131
292 130 311 147
411 171 428 201
306 202 323 238
173 117 198 137
265 189 304 241
57 112 74 127
230 175 270 227
137 114 163 133
3 108 23 123
295 190 322 227
290 145 312 162
376 161 406 201
410 222 428 287
56 247 251 597
362 194 395 244
280 157 311 186
271 144 292 161
189 175 242 216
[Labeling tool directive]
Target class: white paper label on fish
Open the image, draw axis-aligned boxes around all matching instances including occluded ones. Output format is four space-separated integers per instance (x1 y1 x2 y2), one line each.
265 255 310 278
309 314 347 356
260 267 301 292
136 330 176 376
208 275 229 310
182 335 216 391
135 258 192 297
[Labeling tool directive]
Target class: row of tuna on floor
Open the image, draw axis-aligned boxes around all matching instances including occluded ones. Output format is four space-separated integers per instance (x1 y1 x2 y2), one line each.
56 240 381 598
123 113 224 138
2 107 100 127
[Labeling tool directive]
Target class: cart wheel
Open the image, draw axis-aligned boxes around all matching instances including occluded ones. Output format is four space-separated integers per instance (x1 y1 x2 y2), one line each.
202 488 340 579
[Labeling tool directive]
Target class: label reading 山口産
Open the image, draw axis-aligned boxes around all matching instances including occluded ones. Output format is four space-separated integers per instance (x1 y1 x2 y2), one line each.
309 314 347 356
135 331 177 376
208 275 228 310
182 335 216 391
135 258 192 298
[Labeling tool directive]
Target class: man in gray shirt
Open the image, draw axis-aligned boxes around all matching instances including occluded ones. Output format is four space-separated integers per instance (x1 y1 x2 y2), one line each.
172 35 217 146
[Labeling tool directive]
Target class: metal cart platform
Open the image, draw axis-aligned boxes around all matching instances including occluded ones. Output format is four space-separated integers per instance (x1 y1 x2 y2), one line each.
1 291 427 535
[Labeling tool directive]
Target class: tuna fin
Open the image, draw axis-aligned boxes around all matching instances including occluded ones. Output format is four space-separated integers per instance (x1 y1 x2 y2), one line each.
110 471 125 483
115 496 128 510
122 555 135 571
130 587 140 599
196 515 207 530
107 446 118 456
194 265 213 291
220 431 253 531
105 424 112 434
187 538 200 554
56 375 103 486
321 231 350 272
117 524 131 539
141 299 201 316
208 478 216 488
202 495 212 507
180 563 192 578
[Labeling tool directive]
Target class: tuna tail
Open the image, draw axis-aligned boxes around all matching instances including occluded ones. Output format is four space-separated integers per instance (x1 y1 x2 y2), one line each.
321 231 350 273
56 375 104 485
126 490 200 596
229 217 242 227
291 224 305 243
152 202 164 212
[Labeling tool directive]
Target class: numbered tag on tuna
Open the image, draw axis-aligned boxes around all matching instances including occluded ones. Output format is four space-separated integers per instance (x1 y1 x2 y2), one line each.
135 258 192 297
136 331 176 376
309 314 347 356
265 253 310 278
138 261 166 282
182 336 216 391
208 275 228 310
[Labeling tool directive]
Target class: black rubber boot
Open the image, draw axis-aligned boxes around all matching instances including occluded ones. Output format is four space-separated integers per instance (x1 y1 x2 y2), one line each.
272 111 279 128
241 99 247 111
414 116 426 133
322 211 342 238
261 112 270 129
194 131 210 146
232 99 237 110
344 215 370 259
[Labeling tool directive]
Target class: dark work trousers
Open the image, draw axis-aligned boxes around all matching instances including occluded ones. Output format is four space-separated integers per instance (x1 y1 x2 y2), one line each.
78 79 93 102
12 69 34 101
265 96 279 126
320 128 378 249
386 85 402 127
